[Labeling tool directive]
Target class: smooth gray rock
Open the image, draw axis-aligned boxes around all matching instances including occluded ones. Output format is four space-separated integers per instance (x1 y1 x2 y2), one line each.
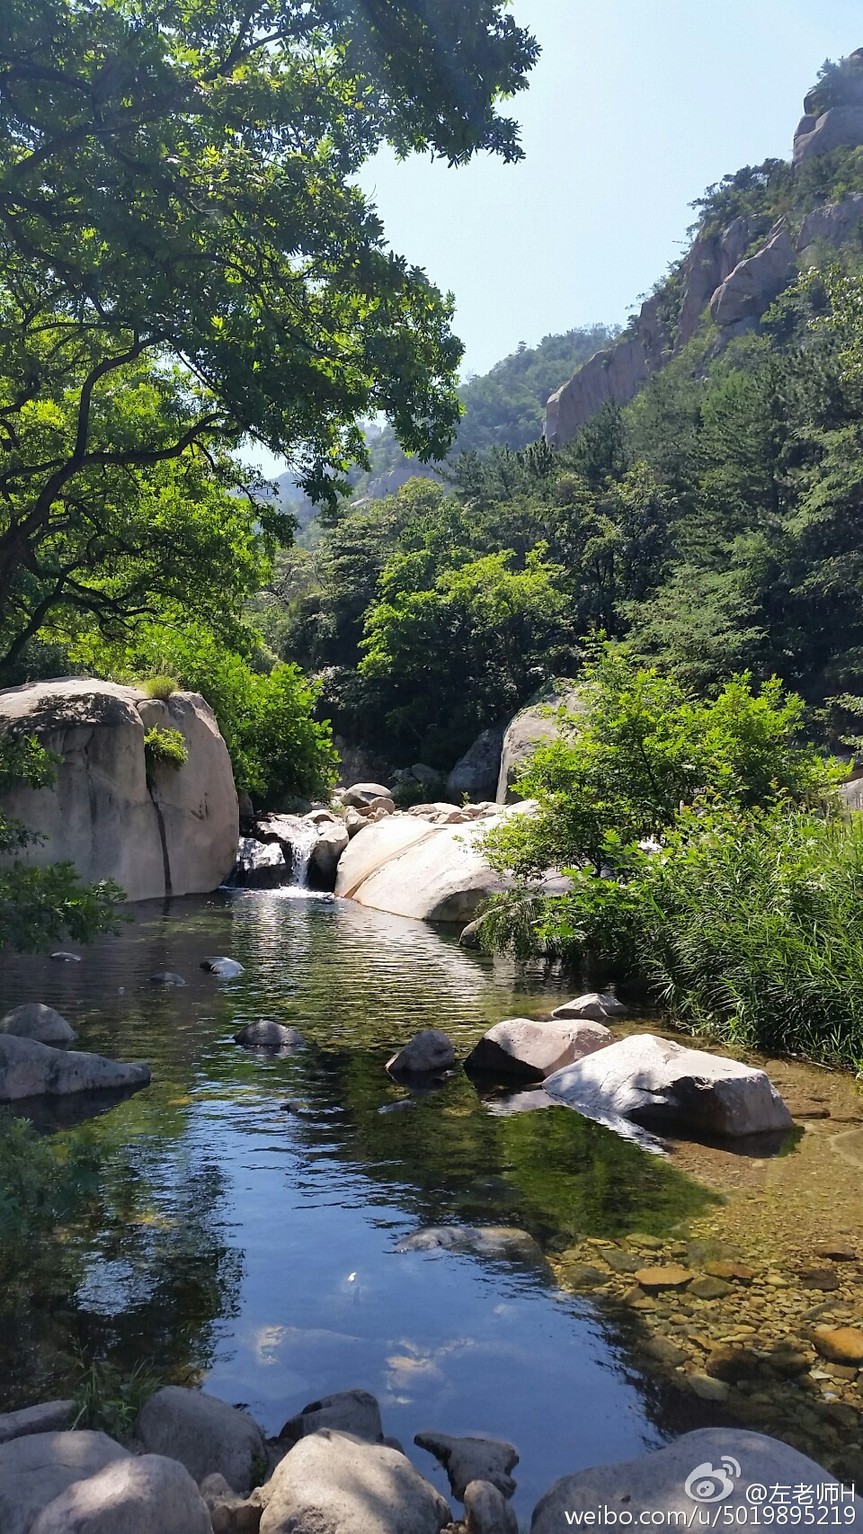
465 1479 519 1533
234 1021 306 1050
149 972 186 987
0 1430 129 1534
309 820 350 887
551 992 627 1023
230 838 287 889
0 1003 75 1046
496 683 584 803
30 1453 212 1534
0 1400 74 1444
447 727 505 804
258 1429 451 1534
278 1388 383 1447
136 1386 266 1496
465 1017 612 1082
797 193 863 252
530 1429 863 1532
201 957 245 978
342 782 392 808
543 1033 793 1139
387 1029 456 1077
200 1473 263 1534
794 103 863 164
414 1431 518 1500
0 1034 150 1101
709 225 796 328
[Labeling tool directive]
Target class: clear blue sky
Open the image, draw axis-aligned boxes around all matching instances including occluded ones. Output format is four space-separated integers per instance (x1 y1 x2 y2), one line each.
360 0 863 376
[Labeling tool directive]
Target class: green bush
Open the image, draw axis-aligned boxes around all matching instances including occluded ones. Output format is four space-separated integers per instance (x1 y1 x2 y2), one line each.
143 726 188 770
140 675 179 701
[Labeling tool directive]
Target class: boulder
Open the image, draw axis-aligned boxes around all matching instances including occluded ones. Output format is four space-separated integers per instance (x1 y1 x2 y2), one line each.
135 1386 266 1496
309 821 350 888
335 808 534 924
543 1033 793 1139
797 193 863 252
530 1429 863 1533
149 972 186 987
229 839 287 889
234 1021 306 1050
344 809 366 838
0 1430 129 1534
551 992 627 1023
465 1479 518 1534
29 1453 212 1534
709 224 796 329
447 727 505 804
387 1029 456 1077
0 679 238 901
496 683 584 803
258 1429 451 1534
342 782 392 808
0 1003 76 1046
414 1431 518 1500
278 1389 383 1447
200 1474 263 1534
465 1017 612 1081
0 1034 150 1102
0 1401 74 1445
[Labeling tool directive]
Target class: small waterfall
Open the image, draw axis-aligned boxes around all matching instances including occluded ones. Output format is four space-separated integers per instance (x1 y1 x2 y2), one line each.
289 819 318 888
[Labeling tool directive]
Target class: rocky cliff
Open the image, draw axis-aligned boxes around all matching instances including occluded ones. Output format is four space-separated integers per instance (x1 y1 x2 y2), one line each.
546 51 863 448
0 678 238 901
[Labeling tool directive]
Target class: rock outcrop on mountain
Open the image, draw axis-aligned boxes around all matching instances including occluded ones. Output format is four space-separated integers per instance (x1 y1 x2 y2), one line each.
546 51 863 449
0 678 238 901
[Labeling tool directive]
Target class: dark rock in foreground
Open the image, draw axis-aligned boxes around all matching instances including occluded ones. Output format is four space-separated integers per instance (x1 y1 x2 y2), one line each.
0 1035 150 1101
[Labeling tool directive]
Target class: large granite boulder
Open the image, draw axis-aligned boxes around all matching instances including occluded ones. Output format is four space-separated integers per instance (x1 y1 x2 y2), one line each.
0 1003 76 1046
543 1033 792 1139
258 1429 451 1534
229 838 288 889
342 782 392 808
465 1017 612 1082
797 193 863 253
0 1430 129 1534
136 1386 266 1496
335 809 526 923
794 104 863 164
309 819 349 887
709 224 796 329
530 1429 863 1533
0 679 238 901
30 1453 211 1534
387 1028 456 1077
496 683 583 803
0 1034 150 1102
447 726 505 804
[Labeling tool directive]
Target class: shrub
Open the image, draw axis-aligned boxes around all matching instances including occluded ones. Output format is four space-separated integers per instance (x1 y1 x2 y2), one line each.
140 675 179 701
143 726 188 770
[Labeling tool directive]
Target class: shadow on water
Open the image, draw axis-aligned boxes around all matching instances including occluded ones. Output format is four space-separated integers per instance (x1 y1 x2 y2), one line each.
0 889 738 1517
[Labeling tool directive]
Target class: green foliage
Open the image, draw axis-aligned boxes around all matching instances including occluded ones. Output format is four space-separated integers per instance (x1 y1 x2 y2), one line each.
71 1355 162 1442
0 734 122 951
140 676 179 701
143 726 188 771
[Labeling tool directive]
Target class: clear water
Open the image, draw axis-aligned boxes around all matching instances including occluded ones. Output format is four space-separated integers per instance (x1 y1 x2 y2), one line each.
0 890 717 1521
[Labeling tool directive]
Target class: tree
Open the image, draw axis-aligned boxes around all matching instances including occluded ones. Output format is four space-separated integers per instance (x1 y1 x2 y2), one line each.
0 0 539 659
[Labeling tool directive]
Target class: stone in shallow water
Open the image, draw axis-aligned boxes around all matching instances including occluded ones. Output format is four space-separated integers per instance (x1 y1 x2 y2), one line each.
278 1389 383 1448
414 1431 519 1501
800 1267 841 1292
0 1003 75 1046
687 1374 731 1402
234 1021 306 1050
149 972 186 987
50 951 81 962
689 1276 733 1300
0 1034 150 1101
386 1029 456 1077
395 1225 545 1266
201 956 245 978
814 1239 857 1262
464 1017 611 1082
551 991 627 1022
704 1260 754 1283
814 1327 863 1365
634 1265 694 1291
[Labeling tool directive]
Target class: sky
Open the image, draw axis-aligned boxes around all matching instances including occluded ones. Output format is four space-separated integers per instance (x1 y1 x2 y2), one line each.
250 0 863 476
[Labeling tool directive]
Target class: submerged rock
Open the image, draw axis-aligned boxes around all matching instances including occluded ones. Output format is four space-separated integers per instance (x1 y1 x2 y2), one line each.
201 957 245 978
50 952 81 963
543 1032 793 1139
396 1225 546 1266
813 1326 863 1365
414 1431 518 1500
149 972 186 987
0 1003 75 1046
136 1386 266 1496
0 1034 150 1101
530 1429 863 1533
278 1389 383 1447
465 1017 612 1082
258 1428 451 1534
551 992 627 1023
30 1453 211 1534
0 1430 129 1534
234 1021 306 1050
387 1029 456 1077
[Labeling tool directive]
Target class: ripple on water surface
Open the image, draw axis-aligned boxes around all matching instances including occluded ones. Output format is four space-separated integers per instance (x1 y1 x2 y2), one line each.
0 891 717 1518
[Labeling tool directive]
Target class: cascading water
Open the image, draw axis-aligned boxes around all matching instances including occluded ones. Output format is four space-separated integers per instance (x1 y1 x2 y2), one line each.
288 819 318 888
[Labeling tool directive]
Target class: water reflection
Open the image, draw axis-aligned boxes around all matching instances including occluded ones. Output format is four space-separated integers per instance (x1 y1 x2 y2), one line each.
0 892 719 1518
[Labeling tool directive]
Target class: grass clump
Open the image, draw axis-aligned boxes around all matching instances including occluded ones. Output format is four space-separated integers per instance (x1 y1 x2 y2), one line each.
71 1354 162 1441
140 675 179 701
143 725 188 770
